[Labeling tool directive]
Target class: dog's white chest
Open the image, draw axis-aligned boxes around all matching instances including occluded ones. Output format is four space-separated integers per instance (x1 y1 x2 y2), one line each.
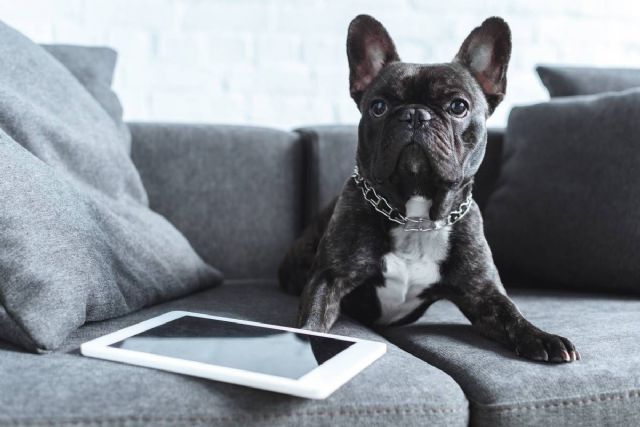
375 197 451 325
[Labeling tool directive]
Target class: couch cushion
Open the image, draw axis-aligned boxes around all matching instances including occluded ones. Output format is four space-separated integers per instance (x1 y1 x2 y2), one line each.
0 281 469 427
0 21 220 352
378 289 640 426
537 65 640 97
129 123 304 280
296 126 357 225
42 44 131 151
484 89 640 293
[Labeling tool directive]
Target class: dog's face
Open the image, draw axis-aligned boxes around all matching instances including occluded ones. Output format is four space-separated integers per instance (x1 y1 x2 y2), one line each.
347 15 511 220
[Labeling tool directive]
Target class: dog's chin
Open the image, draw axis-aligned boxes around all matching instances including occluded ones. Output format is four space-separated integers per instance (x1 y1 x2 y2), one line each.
367 140 466 221
385 144 437 199
386 174 464 222
389 184 459 221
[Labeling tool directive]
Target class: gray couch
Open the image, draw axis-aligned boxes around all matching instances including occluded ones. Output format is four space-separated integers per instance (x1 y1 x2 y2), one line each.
2 123 639 427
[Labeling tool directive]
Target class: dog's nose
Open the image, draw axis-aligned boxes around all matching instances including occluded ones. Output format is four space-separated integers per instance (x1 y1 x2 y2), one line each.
399 108 432 129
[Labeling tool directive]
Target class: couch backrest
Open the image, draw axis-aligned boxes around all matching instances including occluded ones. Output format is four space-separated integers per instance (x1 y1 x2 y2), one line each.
130 123 304 280
130 123 504 281
296 126 359 225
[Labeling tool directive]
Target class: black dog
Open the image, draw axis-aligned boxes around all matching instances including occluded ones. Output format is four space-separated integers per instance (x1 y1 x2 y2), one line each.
279 15 578 363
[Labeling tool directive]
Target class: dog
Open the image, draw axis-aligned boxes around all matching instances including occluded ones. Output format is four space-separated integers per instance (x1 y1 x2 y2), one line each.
279 15 578 363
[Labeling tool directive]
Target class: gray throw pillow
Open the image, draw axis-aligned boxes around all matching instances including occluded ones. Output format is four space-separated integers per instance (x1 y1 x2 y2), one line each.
483 88 640 293
41 44 132 152
537 65 640 97
0 21 221 352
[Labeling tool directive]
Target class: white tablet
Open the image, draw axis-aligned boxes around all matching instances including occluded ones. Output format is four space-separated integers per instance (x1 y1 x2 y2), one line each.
80 311 386 399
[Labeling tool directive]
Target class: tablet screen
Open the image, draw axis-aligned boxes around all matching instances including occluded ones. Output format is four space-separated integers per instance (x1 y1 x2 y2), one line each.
109 316 355 379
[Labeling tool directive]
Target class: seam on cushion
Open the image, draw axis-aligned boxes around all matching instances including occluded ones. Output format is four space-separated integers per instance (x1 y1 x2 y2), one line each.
0 404 468 426
377 330 640 419
472 389 640 414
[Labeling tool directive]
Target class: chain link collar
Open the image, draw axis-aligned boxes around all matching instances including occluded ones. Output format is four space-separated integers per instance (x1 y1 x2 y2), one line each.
351 165 473 232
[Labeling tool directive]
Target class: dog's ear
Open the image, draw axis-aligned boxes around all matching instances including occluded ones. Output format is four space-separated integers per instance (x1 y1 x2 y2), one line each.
454 17 511 114
347 15 400 107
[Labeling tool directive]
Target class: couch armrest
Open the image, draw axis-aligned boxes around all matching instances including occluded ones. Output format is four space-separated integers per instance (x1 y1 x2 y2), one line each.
128 122 304 280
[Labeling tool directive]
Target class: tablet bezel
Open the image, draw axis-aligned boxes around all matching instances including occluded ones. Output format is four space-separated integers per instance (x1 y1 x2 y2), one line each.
80 311 386 399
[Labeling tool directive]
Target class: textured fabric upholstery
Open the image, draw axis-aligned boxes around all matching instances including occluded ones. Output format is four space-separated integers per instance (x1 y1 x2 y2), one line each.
129 123 305 280
537 65 640 97
0 281 469 427
296 126 358 225
484 89 640 293
378 289 640 426
0 22 219 352
42 44 131 151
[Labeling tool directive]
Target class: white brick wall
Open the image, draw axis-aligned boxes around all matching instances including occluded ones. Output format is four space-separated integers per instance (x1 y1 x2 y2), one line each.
1 0 639 129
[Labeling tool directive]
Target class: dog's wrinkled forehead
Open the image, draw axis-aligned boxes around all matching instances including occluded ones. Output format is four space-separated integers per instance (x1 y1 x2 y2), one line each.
363 62 487 112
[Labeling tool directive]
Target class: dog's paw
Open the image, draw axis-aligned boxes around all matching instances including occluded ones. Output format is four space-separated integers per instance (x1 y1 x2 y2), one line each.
513 329 579 363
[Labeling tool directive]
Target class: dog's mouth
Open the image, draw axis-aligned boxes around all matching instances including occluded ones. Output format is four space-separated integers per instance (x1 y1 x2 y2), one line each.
390 144 430 192
382 143 464 221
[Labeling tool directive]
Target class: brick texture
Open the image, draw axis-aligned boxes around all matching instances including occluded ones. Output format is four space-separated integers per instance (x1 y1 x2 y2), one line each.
0 0 639 128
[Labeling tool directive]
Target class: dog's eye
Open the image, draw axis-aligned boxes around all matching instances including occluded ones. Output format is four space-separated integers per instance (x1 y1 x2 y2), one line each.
370 100 387 117
448 99 469 117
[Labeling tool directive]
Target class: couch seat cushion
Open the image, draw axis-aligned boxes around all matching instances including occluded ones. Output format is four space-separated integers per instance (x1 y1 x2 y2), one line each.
378 289 640 426
0 281 468 427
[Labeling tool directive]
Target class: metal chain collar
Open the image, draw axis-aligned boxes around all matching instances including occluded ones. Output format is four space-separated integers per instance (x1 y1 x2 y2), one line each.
351 165 473 232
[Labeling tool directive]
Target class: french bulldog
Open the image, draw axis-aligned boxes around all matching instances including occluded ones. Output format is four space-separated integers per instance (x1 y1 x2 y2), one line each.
279 15 578 363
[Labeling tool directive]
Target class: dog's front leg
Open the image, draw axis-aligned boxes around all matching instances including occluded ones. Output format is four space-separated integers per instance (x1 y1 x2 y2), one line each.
444 206 578 362
450 285 579 363
297 272 357 332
